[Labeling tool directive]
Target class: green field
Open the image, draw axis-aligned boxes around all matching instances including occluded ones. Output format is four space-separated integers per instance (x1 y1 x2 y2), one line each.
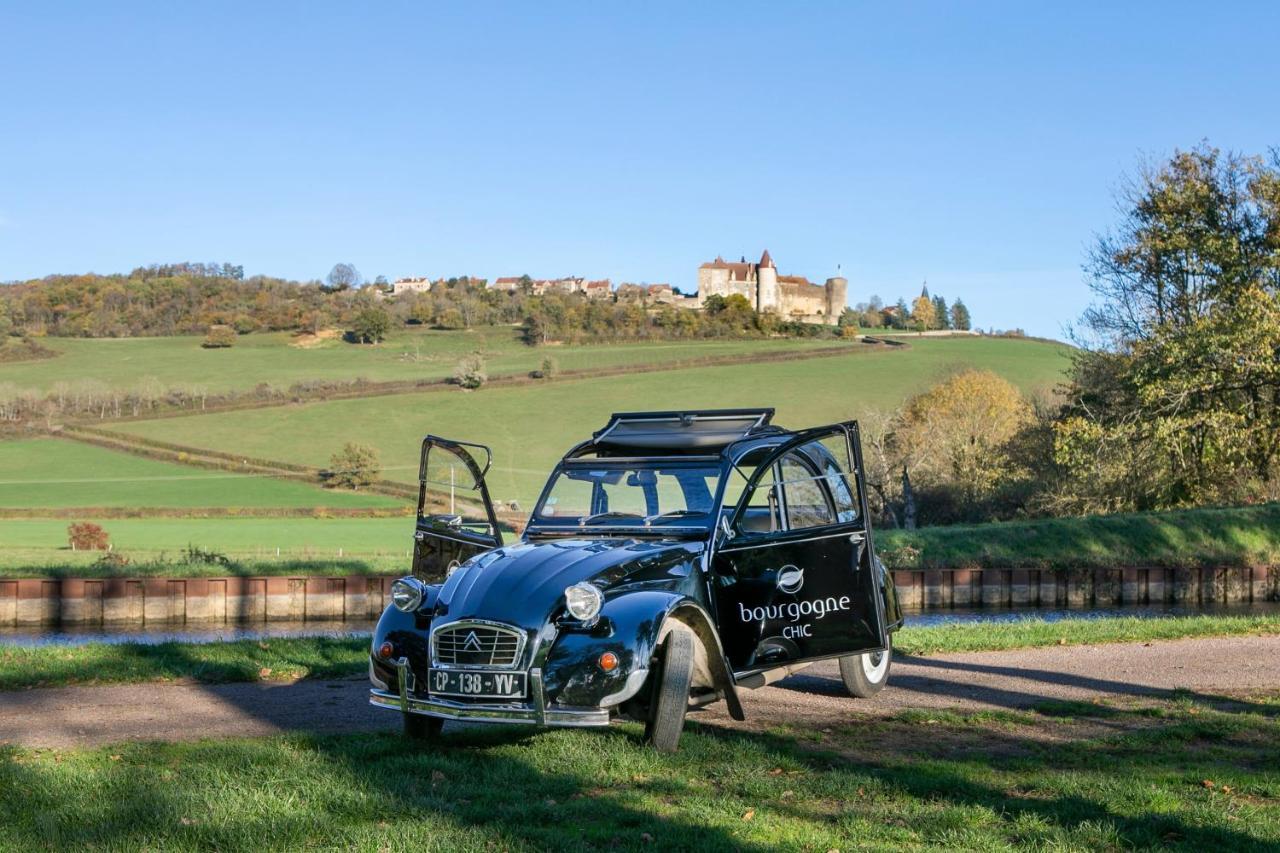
2 702 1276 851
115 337 1071 506
0 439 401 510
0 327 851 395
0 517 412 571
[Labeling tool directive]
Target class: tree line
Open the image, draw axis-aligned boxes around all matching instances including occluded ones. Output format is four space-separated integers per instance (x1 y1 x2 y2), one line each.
866 143 1280 529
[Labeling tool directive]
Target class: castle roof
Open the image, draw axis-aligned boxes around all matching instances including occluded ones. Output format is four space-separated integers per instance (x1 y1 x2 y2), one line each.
759 249 774 268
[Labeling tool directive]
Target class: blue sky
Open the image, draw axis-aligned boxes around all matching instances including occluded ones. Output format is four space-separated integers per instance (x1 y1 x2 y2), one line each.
2 2 1277 338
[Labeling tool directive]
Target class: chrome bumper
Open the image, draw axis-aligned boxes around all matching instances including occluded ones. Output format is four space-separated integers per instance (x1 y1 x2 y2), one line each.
369 658 610 728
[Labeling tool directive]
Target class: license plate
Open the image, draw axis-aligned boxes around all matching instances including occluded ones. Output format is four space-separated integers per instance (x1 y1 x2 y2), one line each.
427 668 527 699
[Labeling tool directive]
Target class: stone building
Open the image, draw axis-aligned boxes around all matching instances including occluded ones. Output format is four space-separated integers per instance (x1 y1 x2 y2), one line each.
391 277 434 295
696 250 846 324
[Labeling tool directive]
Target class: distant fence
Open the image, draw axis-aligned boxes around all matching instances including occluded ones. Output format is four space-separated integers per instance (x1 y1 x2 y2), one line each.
1 565 1274 628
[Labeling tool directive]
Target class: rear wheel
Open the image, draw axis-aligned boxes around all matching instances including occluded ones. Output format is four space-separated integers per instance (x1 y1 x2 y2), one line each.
403 713 444 740
643 627 695 753
839 638 892 698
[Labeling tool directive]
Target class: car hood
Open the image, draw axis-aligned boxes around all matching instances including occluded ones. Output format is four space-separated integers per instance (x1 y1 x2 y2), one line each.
435 537 702 631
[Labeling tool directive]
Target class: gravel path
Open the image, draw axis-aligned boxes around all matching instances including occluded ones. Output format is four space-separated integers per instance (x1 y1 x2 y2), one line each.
2 635 1276 749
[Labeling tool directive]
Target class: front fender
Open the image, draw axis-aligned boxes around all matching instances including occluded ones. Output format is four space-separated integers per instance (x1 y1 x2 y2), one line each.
543 590 744 720
369 585 439 691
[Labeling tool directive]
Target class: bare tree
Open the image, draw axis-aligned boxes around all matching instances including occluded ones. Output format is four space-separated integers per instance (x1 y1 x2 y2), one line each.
326 263 362 291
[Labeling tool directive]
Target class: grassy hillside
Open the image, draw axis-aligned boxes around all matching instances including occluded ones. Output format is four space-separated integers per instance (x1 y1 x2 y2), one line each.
0 439 400 510
0 327 849 395
114 336 1070 506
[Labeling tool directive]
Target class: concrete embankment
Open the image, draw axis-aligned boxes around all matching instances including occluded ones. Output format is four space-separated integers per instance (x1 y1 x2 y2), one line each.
1 566 1274 628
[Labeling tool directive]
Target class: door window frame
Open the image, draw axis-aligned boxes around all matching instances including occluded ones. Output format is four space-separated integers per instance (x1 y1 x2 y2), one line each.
418 435 504 547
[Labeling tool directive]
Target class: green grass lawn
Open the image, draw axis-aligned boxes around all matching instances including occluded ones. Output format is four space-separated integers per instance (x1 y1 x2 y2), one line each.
877 502 1280 570
1 700 1276 850
114 336 1071 507
0 439 402 510
0 517 413 574
0 326 851 395
4 613 1275 690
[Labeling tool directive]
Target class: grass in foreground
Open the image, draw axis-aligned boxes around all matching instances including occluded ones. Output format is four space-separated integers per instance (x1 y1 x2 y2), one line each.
1 698 1277 851
4 612 1276 691
877 501 1280 570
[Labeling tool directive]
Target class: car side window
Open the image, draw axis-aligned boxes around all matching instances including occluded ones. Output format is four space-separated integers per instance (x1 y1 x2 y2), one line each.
780 454 836 529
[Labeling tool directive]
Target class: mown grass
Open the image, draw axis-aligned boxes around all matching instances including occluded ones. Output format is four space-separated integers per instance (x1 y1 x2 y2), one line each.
113 336 1070 506
877 502 1280 569
0 326 850 395
0 439 402 509
4 613 1276 691
0 517 414 575
0 700 1276 851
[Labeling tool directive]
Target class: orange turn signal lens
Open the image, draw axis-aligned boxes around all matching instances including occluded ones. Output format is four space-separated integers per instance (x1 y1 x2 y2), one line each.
598 652 619 672
378 641 395 659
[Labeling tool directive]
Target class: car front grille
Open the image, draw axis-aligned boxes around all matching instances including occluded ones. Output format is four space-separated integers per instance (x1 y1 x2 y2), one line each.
432 622 525 668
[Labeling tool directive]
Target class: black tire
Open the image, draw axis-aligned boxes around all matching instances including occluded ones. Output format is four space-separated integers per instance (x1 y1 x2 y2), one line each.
643 627 695 753
839 638 892 699
403 712 444 740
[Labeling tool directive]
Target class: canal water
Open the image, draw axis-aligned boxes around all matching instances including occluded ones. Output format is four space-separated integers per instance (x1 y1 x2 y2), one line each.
2 601 1277 647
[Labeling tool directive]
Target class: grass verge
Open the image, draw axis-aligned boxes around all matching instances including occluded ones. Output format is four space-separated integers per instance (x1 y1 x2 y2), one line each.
4 612 1277 691
877 502 1280 569
0 698 1276 851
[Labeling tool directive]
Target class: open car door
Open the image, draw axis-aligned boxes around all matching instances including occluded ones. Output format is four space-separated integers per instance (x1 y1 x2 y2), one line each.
412 435 503 580
710 422 888 675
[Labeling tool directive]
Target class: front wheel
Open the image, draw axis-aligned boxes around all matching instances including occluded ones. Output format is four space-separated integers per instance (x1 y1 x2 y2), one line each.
643 626 695 753
839 638 892 698
403 712 444 740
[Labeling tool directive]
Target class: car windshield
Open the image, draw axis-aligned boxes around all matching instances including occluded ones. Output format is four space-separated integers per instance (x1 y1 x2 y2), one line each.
532 462 722 527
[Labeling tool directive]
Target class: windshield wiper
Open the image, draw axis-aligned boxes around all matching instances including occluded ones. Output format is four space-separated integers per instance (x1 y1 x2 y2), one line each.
643 510 706 524
578 511 644 526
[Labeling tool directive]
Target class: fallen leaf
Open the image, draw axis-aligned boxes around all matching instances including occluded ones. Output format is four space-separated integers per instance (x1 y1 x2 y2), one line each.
1056 638 1066 645
109 755 122 762
431 770 446 782
742 809 755 821
180 817 195 826
544 798 556 807
1222 786 1234 794
258 641 270 650
640 832 654 843
1201 780 1215 789
780 790 795 799
768 768 784 776
258 667 272 678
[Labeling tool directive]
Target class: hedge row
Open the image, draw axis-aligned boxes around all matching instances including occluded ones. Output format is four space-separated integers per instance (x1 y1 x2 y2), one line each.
0 506 414 520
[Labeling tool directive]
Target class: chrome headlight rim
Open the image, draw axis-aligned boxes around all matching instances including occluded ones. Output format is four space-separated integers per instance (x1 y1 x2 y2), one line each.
390 576 426 613
564 582 604 624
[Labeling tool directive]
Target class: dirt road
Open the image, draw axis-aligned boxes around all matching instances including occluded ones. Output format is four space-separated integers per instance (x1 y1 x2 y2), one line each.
2 635 1276 749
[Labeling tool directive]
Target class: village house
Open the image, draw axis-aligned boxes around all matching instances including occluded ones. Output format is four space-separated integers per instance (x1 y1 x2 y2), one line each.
391 277 434 295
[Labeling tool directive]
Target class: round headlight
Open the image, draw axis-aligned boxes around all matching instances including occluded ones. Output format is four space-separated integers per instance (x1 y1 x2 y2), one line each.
390 577 425 612
564 582 604 623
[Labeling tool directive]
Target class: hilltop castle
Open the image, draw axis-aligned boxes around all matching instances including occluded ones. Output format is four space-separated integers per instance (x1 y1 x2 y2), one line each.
696 251 846 324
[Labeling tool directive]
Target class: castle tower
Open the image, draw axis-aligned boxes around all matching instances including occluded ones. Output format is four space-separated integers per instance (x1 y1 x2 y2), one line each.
825 276 848 324
755 249 779 313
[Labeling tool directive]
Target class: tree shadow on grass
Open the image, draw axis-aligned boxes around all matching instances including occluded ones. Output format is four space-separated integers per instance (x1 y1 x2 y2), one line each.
0 727 776 852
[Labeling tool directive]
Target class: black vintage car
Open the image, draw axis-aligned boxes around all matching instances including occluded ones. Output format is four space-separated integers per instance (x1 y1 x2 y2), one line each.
369 409 903 751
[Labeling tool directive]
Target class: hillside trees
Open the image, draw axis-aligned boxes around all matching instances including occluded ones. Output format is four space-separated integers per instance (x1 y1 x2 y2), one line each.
1054 144 1280 512
348 307 391 343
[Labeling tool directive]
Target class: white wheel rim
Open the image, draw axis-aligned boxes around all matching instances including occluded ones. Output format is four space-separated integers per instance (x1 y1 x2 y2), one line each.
861 649 889 683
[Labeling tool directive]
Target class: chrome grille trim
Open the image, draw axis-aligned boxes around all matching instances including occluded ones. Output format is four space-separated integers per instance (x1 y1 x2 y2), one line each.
430 619 527 670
